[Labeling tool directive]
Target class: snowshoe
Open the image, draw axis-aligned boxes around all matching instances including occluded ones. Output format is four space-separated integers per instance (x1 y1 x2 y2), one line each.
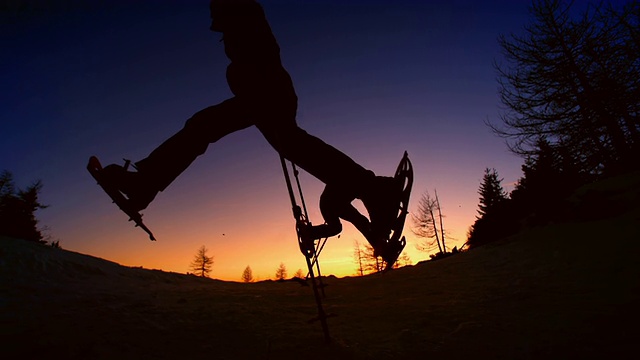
87 156 156 241
377 151 413 269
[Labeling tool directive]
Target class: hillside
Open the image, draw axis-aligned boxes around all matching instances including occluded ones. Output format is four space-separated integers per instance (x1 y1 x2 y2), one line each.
1 174 639 359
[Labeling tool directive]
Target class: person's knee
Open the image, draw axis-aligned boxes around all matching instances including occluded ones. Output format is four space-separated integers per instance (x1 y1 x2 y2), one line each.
184 113 204 130
186 105 219 128
184 99 249 134
259 124 302 156
184 111 216 139
320 185 353 219
325 221 342 234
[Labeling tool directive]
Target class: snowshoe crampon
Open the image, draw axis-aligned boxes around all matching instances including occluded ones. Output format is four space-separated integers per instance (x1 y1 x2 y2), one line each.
378 151 413 269
87 156 156 241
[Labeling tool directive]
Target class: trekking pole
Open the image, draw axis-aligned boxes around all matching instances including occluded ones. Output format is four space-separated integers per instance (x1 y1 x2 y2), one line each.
279 155 331 343
290 161 327 294
291 162 309 223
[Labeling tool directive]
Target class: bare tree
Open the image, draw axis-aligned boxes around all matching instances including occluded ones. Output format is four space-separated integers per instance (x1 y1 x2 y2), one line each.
491 0 640 174
364 243 385 273
394 251 412 268
353 239 385 274
412 189 448 256
189 245 214 278
241 265 254 283
434 190 447 252
275 262 287 280
353 240 366 276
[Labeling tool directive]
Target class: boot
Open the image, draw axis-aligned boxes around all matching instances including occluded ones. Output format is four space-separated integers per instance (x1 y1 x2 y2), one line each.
360 176 402 254
101 164 158 212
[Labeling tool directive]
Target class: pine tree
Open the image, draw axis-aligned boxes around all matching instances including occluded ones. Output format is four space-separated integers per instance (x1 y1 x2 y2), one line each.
241 265 254 283
293 269 304 279
467 168 513 248
0 170 47 242
477 168 507 219
189 245 214 277
274 262 287 280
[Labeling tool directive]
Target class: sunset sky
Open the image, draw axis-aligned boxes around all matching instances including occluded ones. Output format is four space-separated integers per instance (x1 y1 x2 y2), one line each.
2 0 541 281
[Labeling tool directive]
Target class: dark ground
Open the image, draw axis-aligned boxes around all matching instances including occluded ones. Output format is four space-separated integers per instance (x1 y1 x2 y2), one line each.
1 173 639 359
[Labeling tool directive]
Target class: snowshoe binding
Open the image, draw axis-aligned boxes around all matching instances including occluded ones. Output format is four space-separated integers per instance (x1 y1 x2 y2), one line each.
87 156 156 241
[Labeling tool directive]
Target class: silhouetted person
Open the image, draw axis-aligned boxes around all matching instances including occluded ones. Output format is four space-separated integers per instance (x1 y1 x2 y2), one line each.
101 0 402 258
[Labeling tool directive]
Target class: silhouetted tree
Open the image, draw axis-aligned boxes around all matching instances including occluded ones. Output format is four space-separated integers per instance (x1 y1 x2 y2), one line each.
468 168 516 248
477 168 508 219
364 242 385 273
0 170 47 242
491 0 640 175
412 189 448 256
293 268 304 279
241 265 254 283
353 240 366 276
189 245 214 277
0 170 15 199
353 239 385 274
275 262 287 280
507 136 590 225
394 251 412 268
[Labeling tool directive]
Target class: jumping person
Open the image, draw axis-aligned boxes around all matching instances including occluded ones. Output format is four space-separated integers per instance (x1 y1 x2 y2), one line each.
96 0 406 263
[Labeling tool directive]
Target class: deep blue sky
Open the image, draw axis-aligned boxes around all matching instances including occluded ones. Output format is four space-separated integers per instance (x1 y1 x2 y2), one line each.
2 0 538 279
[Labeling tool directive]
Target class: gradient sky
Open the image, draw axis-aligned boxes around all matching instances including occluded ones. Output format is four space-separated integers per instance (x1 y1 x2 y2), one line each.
2 0 540 281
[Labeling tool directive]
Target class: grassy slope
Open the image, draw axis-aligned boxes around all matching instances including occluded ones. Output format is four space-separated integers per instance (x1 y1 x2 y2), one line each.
1 174 639 359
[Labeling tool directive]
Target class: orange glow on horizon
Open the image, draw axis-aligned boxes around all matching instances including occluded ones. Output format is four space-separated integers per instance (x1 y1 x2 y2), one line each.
48 130 513 283
65 194 473 282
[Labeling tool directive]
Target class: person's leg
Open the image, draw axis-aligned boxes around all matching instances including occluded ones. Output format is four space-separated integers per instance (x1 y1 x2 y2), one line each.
104 97 252 211
135 97 251 190
263 123 403 248
257 109 405 248
214 0 402 249
260 124 390 203
320 184 370 237
298 183 371 241
212 0 377 194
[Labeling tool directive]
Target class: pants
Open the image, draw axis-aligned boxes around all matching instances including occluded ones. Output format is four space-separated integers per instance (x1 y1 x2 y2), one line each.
134 0 375 234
